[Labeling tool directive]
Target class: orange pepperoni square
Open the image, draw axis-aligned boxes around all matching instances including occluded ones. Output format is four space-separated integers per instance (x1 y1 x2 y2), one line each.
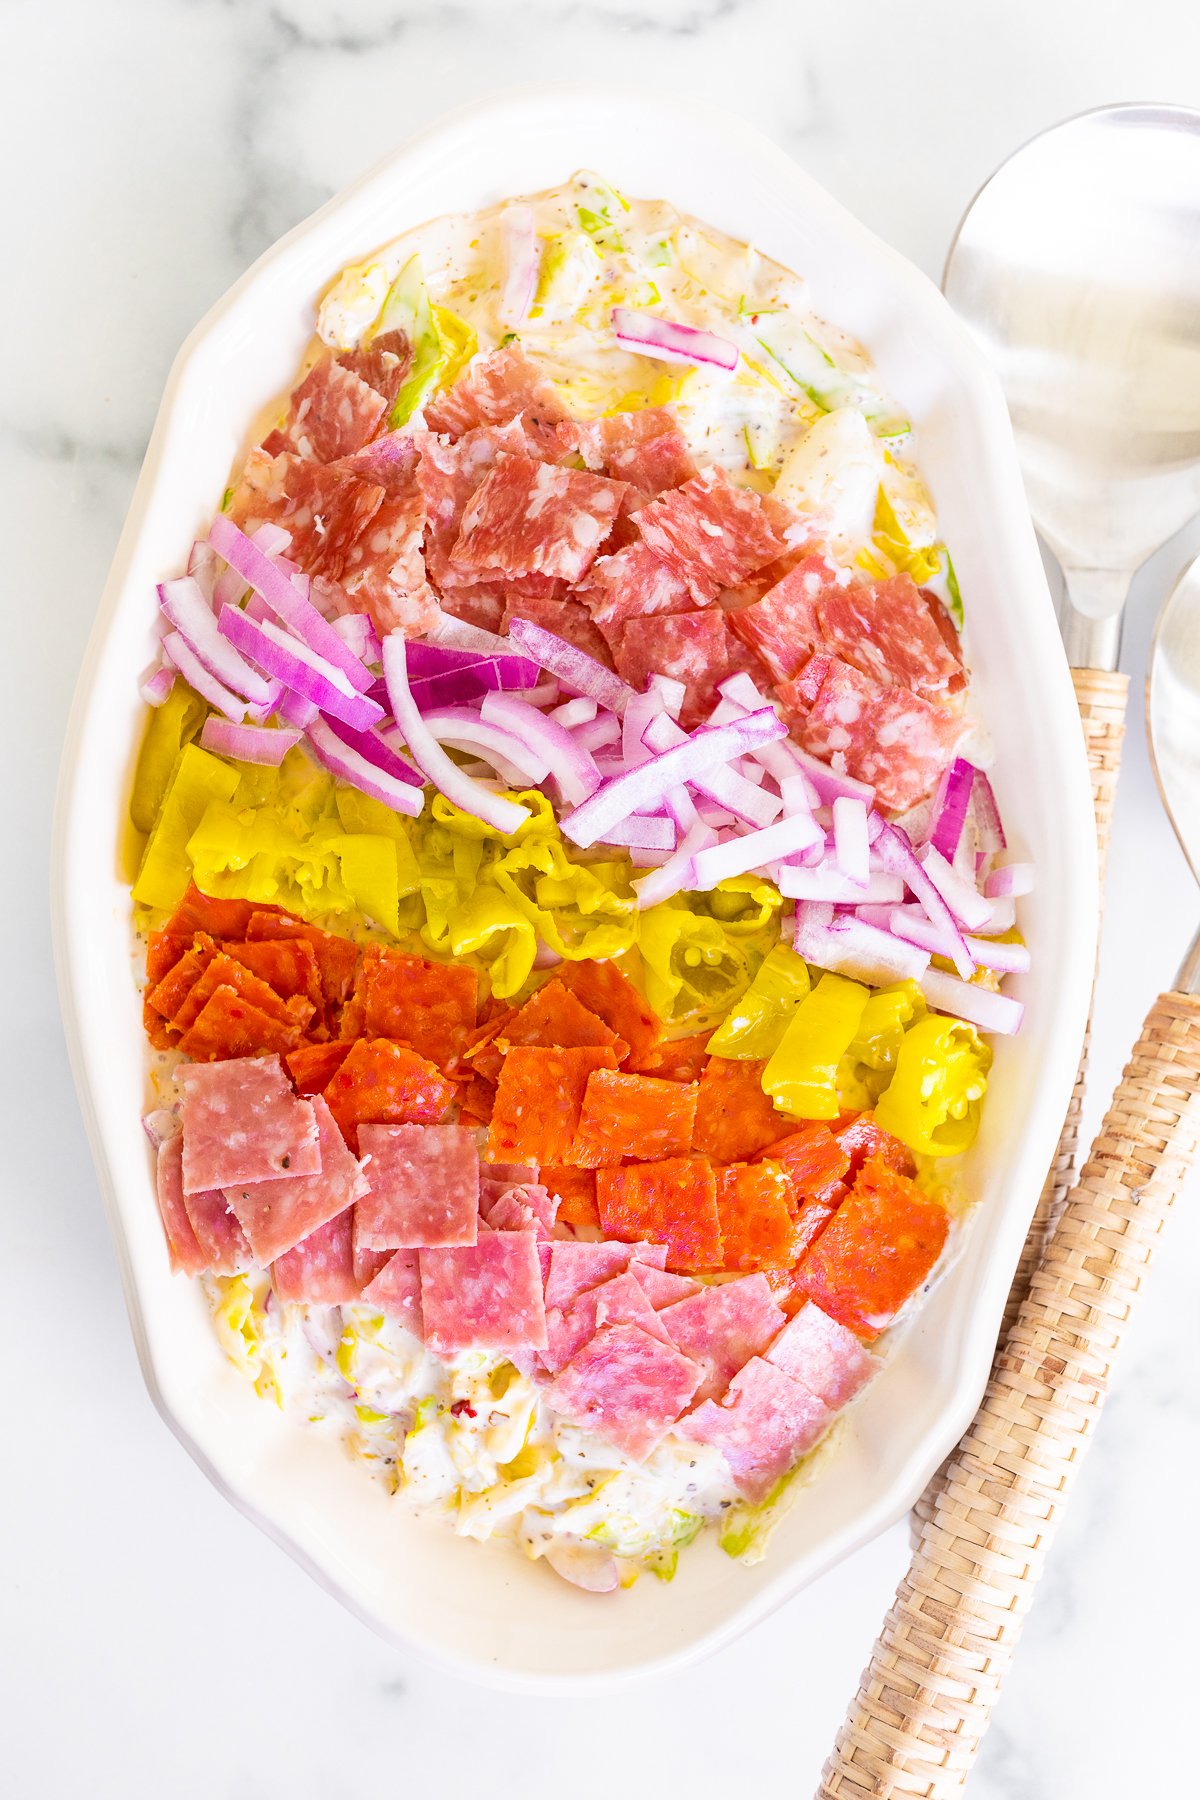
629 1031 712 1084
715 1161 803 1271
794 1155 948 1341
245 911 360 1011
759 1121 851 1203
162 884 267 941
169 952 314 1038
322 1037 457 1153
286 1041 352 1095
177 986 306 1061
542 1165 600 1230
350 946 478 1074
555 959 663 1064
485 1045 619 1166
597 1157 722 1272
568 1070 698 1168
692 1058 793 1163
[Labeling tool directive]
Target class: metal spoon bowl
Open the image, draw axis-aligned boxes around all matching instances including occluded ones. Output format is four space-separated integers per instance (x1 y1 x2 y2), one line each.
944 103 1200 666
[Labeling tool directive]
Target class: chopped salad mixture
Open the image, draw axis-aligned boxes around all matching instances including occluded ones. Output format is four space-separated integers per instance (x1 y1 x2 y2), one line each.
131 176 1033 1593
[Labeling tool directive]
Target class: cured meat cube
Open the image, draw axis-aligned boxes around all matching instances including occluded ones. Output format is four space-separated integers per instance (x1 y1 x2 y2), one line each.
177 986 308 1062
337 329 414 410
451 454 628 584
541 1164 600 1230
658 1274 786 1403
629 1031 711 1084
543 1270 675 1374
419 1232 548 1354
361 1246 422 1335
634 465 788 601
425 345 570 440
544 1321 702 1460
568 1070 698 1168
267 355 387 463
322 1038 456 1154
245 913 360 1011
554 960 664 1066
224 1095 368 1264
597 1157 723 1272
163 884 261 941
543 1239 642 1311
286 1041 351 1095
692 1058 793 1163
154 1135 208 1276
816 571 964 698
727 553 835 681
350 948 478 1075
784 655 882 762
573 542 694 646
337 485 438 637
354 1122 479 1251
832 1112 916 1181
179 1055 321 1194
715 1161 803 1270
631 1266 701 1309
228 449 385 583
795 1155 949 1340
676 1356 833 1502
765 1302 881 1410
502 590 614 667
486 1044 618 1166
272 1207 360 1305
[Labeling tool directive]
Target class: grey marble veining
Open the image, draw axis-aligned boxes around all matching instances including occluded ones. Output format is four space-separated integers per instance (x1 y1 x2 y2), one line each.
4 3 1200 1796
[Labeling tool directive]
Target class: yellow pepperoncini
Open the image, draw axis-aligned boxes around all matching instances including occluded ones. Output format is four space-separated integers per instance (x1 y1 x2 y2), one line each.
492 836 636 963
706 944 811 1060
133 743 241 910
448 887 540 999
837 980 928 1112
637 904 756 1024
874 1014 993 1157
129 682 207 834
685 875 783 938
762 972 870 1120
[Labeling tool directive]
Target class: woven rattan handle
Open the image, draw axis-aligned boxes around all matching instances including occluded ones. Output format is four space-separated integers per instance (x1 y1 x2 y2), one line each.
820 992 1200 1797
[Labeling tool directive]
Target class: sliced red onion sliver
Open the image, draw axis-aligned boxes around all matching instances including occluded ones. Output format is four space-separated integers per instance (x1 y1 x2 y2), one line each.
199 717 302 766
920 967 1024 1035
633 824 719 910
160 631 247 722
307 716 425 818
139 663 175 707
158 576 274 704
209 514 374 694
832 795 870 885
612 306 739 371
550 696 598 730
383 637 532 834
984 861 1034 899
573 714 622 754
418 706 551 785
642 712 783 828
623 689 664 768
218 606 385 730
331 612 383 664
781 772 820 815
887 908 972 968
780 866 905 905
186 539 221 606
429 614 538 662
916 843 993 931
480 691 601 805
276 687 319 729
561 707 787 849
647 673 686 721
498 204 539 328
600 813 677 852
691 812 822 889
794 913 931 986
318 715 423 788
970 769 1007 853
628 844 676 869
873 822 977 979
507 616 637 717
979 893 1017 934
964 934 1031 974
928 757 976 861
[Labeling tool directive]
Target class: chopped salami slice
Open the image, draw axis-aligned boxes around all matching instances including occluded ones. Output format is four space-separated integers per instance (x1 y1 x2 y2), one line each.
570 407 698 495
361 1246 422 1334
692 1058 793 1163
554 960 664 1066
286 1041 352 1095
632 1265 701 1309
183 1182 255 1274
544 1321 702 1461
352 1237 393 1291
271 1207 359 1305
419 1231 547 1353
350 948 477 1075
485 1186 554 1238
179 1055 320 1194
715 1161 802 1271
597 1157 722 1273
634 465 787 601
783 654 881 760
543 1270 675 1374
332 427 419 493
816 571 964 698
727 554 843 682
486 1044 618 1166
227 449 385 583
761 1122 852 1202
223 1095 368 1264
354 1122 479 1250
154 1135 208 1275
611 607 733 728
676 1356 832 1501
337 484 438 637
765 1302 881 1409
163 885 261 941
268 356 387 463
502 589 614 667
451 454 627 584
145 933 217 1027
457 1073 496 1126
543 1239 639 1311
795 1154 948 1340
425 345 570 441
540 1164 600 1230
322 1038 456 1153
337 329 414 409
849 685 968 812
569 1069 698 1168
416 420 537 596
658 1274 787 1403
573 542 694 646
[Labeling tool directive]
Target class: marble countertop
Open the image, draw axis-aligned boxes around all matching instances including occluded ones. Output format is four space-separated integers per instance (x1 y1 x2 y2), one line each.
5 2 1200 1794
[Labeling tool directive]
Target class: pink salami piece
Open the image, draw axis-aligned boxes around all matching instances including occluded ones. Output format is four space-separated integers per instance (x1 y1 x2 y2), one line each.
333 429 419 493
228 450 385 583
817 572 964 698
569 407 698 496
451 455 628 584
268 356 387 463
543 1239 638 1311
179 1056 320 1195
486 1183 560 1237
425 345 570 441
634 465 788 601
362 1246 423 1335
573 542 694 645
544 1321 702 1461
727 553 837 682
658 1275 787 1404
338 329 414 410
420 1231 548 1353
765 1302 881 1409
502 589 614 667
352 1237 392 1290
224 1095 368 1265
337 485 437 637
630 1265 702 1309
783 655 881 763
543 1270 675 1375
183 1184 255 1274
676 1356 833 1501
612 608 734 728
155 1135 208 1276
354 1122 479 1251
850 685 968 812
416 421 538 597
271 1207 360 1305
